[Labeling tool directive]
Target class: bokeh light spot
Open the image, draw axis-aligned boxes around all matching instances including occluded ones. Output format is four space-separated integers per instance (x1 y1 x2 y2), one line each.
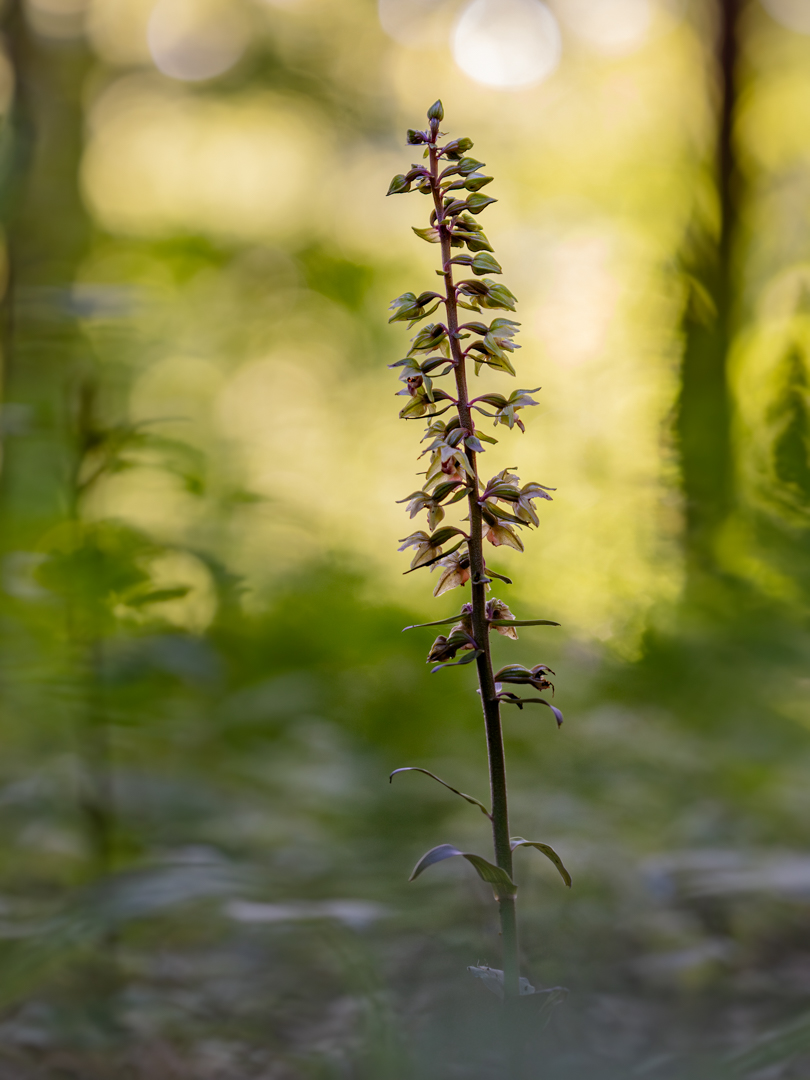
147 0 247 83
141 550 218 633
25 0 88 40
452 0 562 90
761 0 810 35
378 0 447 45
556 0 653 56
82 81 325 243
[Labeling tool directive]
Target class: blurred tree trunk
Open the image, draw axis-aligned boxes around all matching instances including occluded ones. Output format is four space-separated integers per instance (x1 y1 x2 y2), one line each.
0 7 117 885
0 0 92 545
677 0 740 589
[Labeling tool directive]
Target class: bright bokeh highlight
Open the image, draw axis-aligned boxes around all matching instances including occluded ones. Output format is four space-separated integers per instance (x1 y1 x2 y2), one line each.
761 0 810 35
378 0 448 46
452 0 562 89
556 0 654 55
147 0 247 81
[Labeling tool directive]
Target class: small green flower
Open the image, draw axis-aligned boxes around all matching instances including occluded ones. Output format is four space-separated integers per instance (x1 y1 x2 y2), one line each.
486 598 518 639
432 549 471 597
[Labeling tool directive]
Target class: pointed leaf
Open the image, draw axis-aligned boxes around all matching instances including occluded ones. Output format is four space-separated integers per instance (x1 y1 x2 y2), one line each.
429 525 467 546
409 843 462 880
527 698 564 727
125 586 191 607
409 844 517 898
465 174 494 192
471 252 502 275
489 619 560 627
401 609 468 631
442 137 474 159
402 615 463 631
389 767 491 818
474 429 499 444
412 226 441 244
465 234 494 253
499 695 564 727
454 156 486 176
431 648 483 672
474 393 509 408
402 540 465 574
387 174 411 196
486 568 513 585
466 193 497 214
484 502 531 528
511 838 572 887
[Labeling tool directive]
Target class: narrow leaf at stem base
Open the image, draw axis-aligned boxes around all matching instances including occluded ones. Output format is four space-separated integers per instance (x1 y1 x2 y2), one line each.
389 767 491 818
511 837 572 887
409 843 517 899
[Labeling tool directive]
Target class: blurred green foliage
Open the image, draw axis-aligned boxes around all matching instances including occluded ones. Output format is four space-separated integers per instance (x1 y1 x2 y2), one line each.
2 1 810 1077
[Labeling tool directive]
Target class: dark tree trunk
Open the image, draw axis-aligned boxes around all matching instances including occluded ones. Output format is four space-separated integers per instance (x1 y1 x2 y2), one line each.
0 5 115 885
677 0 740 583
0 1 93 545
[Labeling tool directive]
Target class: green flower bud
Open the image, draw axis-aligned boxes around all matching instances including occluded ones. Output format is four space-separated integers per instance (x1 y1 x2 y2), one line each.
443 137 474 160
387 174 411 196
466 193 497 215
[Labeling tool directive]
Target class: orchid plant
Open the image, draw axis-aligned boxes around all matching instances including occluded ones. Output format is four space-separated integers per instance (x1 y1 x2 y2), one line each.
387 102 570 1006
